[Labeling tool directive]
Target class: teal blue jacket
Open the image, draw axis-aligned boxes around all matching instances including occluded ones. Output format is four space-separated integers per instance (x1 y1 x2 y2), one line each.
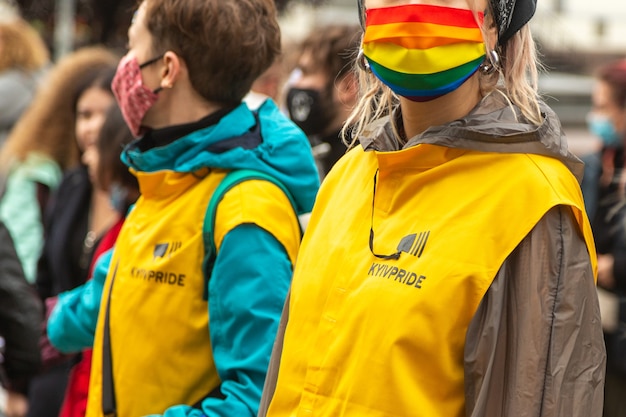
47 99 319 417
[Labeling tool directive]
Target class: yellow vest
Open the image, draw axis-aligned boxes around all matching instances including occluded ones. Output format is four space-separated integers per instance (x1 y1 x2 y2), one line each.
267 144 596 417
87 169 300 417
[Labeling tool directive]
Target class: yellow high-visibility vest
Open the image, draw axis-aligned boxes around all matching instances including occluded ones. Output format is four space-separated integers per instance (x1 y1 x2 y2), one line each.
87 168 300 417
267 144 596 417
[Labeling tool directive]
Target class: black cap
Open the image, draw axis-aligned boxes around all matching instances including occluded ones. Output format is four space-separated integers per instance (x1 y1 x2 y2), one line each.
491 0 537 46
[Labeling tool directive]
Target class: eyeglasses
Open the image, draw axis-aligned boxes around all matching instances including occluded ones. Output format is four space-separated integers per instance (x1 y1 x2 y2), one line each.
369 170 401 260
139 54 164 69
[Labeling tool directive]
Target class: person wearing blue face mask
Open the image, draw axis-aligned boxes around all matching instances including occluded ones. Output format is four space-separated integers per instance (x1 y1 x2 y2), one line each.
581 60 626 417
581 60 626 222
588 113 622 148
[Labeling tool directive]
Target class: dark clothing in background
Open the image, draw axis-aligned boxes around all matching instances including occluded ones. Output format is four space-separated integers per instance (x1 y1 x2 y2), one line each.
36 165 94 300
29 165 97 417
589 148 624 251
0 220 42 395
583 146 626 416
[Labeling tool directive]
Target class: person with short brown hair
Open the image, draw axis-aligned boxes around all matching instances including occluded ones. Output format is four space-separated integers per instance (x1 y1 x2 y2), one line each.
44 1 319 416
142 0 279 106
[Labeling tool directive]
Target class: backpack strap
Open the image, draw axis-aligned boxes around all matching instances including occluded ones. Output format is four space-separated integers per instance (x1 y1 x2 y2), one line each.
201 169 298 300
102 261 119 417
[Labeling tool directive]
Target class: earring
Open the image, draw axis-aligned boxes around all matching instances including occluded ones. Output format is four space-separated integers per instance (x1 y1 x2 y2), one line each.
480 49 500 75
357 49 371 73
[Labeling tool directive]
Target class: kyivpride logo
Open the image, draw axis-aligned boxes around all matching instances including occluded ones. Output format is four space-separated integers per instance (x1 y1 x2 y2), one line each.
396 231 429 258
153 241 182 260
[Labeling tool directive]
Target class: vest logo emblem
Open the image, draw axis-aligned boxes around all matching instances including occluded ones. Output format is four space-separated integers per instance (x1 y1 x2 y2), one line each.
396 231 429 258
153 241 182 260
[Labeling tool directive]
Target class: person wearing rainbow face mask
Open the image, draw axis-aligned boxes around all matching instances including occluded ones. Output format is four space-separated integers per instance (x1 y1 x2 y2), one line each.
259 0 606 416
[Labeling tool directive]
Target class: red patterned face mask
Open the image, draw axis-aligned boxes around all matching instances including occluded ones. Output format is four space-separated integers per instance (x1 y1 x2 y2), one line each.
112 54 162 137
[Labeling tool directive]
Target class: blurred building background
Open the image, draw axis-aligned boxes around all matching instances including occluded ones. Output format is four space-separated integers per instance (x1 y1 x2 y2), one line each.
532 0 626 154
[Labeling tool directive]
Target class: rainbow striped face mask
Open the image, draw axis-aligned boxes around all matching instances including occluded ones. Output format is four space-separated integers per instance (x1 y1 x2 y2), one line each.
362 4 486 102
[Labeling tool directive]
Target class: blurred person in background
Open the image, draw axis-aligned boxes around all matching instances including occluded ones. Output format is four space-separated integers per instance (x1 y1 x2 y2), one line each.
0 46 119 417
35 64 119 303
30 57 119 417
285 24 361 179
0 47 118 289
0 3 49 148
0 221 42 417
582 59 626 417
1 55 119 416
581 60 626 222
47 103 138 417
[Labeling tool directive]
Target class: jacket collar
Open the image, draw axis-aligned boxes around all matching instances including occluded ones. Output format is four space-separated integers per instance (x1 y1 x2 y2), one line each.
358 92 585 181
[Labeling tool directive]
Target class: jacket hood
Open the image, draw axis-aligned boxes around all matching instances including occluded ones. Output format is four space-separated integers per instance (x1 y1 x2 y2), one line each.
358 92 585 182
121 99 319 214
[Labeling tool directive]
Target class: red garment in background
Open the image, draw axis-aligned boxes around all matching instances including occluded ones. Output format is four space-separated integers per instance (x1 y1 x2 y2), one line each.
58 217 125 417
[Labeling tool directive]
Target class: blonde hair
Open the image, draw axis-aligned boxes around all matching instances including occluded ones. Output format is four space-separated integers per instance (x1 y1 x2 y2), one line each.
343 1 543 145
496 25 542 125
0 18 49 73
343 64 398 146
0 46 118 173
